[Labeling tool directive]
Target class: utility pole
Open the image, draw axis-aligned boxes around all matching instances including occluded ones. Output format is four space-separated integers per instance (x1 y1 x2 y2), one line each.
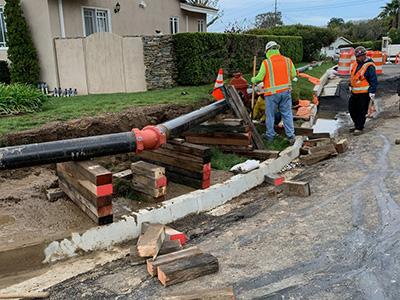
398 0 400 29
274 0 278 27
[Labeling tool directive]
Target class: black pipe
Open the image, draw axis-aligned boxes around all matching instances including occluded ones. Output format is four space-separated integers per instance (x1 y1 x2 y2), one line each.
0 98 229 170
158 98 228 138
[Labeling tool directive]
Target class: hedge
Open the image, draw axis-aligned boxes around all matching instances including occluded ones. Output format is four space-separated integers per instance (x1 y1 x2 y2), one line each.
247 25 336 62
339 41 382 51
173 33 303 86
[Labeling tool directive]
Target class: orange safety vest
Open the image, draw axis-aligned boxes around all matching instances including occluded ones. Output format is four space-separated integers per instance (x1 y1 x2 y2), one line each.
262 55 292 96
350 62 375 94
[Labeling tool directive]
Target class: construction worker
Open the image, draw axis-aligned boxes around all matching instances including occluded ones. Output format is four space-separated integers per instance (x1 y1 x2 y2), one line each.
251 41 296 145
251 83 284 127
349 46 378 136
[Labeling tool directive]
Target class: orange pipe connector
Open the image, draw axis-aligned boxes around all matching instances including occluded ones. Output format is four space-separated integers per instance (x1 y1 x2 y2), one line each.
132 126 167 154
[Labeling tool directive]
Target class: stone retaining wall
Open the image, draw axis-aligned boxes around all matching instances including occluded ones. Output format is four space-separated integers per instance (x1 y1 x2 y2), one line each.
142 35 178 91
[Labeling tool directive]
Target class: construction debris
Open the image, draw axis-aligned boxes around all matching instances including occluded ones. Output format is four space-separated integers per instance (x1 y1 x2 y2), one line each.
336 138 349 153
264 174 285 186
283 180 311 197
137 223 166 258
147 246 203 277
157 253 219 287
0 292 50 299
299 143 337 165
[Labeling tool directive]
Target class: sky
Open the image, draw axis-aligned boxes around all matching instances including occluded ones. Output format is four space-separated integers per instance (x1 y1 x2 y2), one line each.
207 0 389 33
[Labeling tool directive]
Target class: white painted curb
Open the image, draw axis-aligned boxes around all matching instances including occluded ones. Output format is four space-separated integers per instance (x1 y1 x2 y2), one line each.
43 137 302 263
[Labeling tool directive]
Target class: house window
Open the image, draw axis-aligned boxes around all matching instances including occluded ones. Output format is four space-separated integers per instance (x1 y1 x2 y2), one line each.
0 7 7 48
198 20 204 32
170 17 179 34
83 7 110 37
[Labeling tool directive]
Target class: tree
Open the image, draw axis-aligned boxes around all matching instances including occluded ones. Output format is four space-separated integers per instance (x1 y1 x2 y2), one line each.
224 20 251 34
388 28 400 43
378 0 399 29
255 12 283 29
353 19 386 41
4 0 40 85
327 17 344 28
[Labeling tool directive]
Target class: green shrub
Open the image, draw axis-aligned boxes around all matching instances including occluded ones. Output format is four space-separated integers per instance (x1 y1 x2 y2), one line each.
0 83 49 115
339 41 382 51
248 25 336 61
173 32 302 86
0 61 10 84
4 0 40 85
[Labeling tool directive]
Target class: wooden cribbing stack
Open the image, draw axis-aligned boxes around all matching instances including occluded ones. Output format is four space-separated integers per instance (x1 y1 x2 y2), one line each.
131 161 167 202
132 140 211 189
57 161 113 225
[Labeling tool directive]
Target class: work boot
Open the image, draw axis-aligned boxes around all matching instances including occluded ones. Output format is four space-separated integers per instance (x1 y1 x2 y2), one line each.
353 129 363 136
349 126 356 133
288 138 295 146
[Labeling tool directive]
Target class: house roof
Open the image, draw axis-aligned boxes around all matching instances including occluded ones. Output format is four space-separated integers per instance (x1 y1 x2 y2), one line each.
180 1 218 15
336 36 352 44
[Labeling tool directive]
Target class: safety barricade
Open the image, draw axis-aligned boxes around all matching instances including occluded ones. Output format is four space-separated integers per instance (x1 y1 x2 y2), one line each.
370 51 383 74
337 51 353 75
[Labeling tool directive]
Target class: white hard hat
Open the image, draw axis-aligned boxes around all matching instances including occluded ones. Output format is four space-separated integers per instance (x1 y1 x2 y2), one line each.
265 41 280 51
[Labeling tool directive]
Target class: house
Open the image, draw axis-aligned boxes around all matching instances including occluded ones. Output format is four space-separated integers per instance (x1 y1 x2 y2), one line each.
320 36 352 59
0 0 218 94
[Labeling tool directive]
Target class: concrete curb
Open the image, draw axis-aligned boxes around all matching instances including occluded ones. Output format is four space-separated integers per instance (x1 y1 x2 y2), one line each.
43 137 302 263
0 137 302 275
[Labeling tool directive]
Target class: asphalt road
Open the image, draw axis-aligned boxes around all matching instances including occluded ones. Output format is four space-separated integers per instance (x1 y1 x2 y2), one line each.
42 85 400 299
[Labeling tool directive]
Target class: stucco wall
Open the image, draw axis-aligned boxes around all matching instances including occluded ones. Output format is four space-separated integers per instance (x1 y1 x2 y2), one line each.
54 38 88 95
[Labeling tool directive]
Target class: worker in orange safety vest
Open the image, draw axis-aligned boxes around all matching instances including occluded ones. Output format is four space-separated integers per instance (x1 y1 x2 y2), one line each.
349 46 378 136
251 41 297 145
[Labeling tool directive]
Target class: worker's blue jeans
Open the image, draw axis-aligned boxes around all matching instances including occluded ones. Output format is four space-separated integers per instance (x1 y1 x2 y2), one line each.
265 90 295 140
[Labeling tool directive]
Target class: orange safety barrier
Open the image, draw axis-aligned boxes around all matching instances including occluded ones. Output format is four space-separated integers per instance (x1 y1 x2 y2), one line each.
337 51 353 75
369 51 383 74
395 53 400 64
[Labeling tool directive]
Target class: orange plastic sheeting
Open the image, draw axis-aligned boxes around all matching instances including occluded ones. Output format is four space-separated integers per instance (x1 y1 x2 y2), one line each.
298 73 321 85
297 106 311 117
313 93 319 106
295 99 311 107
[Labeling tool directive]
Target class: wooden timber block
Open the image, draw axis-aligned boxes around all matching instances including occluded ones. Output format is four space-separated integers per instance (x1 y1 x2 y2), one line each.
283 180 311 197
157 253 219 287
113 169 133 180
141 222 186 245
70 160 112 185
131 161 165 179
304 137 331 147
159 240 182 255
130 245 147 265
184 136 250 146
57 162 113 198
137 224 165 258
336 139 349 153
161 141 210 159
264 174 285 186
132 181 167 198
201 118 244 127
396 139 400 145
132 174 167 189
58 176 113 225
147 246 203 277
299 144 337 165
164 286 235 300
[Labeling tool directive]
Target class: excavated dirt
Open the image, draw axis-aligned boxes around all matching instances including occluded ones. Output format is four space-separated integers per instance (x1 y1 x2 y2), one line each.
0 100 233 255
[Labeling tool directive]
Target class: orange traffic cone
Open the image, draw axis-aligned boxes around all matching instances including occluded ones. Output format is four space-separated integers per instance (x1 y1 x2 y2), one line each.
212 68 224 101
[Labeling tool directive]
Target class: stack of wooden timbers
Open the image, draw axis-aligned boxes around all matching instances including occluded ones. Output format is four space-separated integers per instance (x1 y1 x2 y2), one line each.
178 118 280 160
57 161 113 225
299 134 349 165
131 140 211 190
130 222 235 298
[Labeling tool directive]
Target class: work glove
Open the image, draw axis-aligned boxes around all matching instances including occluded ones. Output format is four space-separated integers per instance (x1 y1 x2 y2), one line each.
369 93 375 100
292 77 298 82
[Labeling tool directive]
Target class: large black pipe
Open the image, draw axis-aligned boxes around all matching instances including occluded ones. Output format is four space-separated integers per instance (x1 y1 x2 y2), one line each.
0 98 229 170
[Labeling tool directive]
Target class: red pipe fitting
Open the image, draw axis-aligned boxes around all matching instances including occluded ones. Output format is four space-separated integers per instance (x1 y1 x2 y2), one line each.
132 126 166 154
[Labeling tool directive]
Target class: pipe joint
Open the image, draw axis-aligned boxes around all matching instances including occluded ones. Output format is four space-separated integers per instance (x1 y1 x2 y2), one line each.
132 126 166 154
